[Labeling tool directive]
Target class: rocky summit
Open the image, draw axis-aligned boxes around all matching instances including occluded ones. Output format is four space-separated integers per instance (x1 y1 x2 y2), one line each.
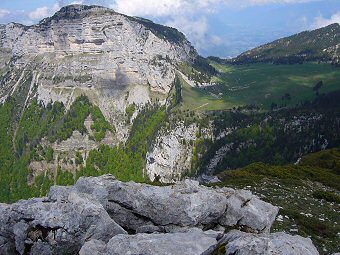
0 4 202 184
0 174 319 255
0 4 195 141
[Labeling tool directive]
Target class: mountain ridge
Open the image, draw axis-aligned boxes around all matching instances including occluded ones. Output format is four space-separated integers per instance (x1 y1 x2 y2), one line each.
0 4 220 199
232 23 340 65
0 3 196 120
0 4 203 190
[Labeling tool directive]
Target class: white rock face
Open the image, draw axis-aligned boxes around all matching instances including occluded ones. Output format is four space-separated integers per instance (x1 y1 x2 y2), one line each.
2 6 193 90
0 5 195 138
146 122 198 182
0 5 201 182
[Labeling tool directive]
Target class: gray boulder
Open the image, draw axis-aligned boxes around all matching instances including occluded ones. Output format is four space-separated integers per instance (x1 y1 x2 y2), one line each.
79 239 107 255
0 175 320 255
0 191 126 255
219 188 279 233
80 228 320 255
203 230 319 255
69 175 278 233
80 228 220 255
73 176 227 227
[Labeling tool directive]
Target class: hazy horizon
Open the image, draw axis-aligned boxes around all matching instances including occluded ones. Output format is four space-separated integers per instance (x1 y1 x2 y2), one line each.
0 0 339 57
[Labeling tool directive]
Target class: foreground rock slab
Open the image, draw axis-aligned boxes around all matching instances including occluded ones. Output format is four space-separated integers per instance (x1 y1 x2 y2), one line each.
80 228 220 255
226 230 319 255
65 175 279 233
0 192 126 255
81 228 321 255
0 175 320 255
202 230 320 255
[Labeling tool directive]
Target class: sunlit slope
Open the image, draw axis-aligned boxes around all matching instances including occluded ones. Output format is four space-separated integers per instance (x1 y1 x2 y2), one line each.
181 62 340 111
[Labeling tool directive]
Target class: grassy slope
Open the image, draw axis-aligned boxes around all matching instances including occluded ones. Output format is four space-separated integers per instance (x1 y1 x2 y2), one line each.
181 62 340 111
217 148 340 254
179 75 231 111
212 62 340 109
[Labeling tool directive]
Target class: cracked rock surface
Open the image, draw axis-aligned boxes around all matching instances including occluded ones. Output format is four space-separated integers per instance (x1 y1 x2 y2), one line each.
80 228 220 255
0 175 320 255
0 190 126 255
202 230 319 255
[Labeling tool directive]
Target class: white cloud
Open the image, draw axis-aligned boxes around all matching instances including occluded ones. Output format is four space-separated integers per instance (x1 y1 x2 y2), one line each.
70 0 85 4
108 0 320 49
111 0 319 17
167 16 209 49
52 2 62 13
27 1 66 22
245 0 316 4
110 0 223 51
111 0 186 17
28 6 49 20
211 35 224 45
111 0 222 17
0 9 11 18
313 12 340 29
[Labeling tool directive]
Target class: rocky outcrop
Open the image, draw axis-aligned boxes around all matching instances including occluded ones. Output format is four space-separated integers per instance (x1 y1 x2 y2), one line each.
205 143 233 175
0 191 126 255
28 116 117 179
0 175 321 255
67 175 279 233
219 189 278 233
203 230 319 255
80 228 220 255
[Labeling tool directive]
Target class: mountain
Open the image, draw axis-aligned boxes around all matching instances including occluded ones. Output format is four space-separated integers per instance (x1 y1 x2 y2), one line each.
0 4 195 111
0 4 213 200
0 4 340 254
232 23 340 64
0 4 339 197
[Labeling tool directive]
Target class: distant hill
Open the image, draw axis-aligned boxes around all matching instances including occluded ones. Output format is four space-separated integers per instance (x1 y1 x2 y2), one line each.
232 23 340 65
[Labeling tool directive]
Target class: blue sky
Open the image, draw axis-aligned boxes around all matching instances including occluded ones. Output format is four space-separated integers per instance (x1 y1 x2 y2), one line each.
0 0 339 57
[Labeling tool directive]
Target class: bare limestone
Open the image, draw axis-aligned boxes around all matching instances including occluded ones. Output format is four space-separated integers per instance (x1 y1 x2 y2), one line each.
0 175 321 255
0 4 196 143
146 122 198 182
80 228 219 255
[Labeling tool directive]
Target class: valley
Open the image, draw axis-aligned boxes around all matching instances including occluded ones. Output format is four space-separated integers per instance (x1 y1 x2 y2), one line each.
0 4 339 255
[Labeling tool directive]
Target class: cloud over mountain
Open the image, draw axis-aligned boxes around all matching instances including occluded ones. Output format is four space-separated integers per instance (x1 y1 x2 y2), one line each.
313 12 340 28
0 0 332 56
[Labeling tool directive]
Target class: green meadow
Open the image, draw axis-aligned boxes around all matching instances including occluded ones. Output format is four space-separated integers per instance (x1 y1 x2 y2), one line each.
181 62 340 111
179 75 231 111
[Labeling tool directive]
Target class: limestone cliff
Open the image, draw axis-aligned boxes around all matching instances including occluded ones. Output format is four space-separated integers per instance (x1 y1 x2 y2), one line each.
146 122 199 182
0 4 196 135
0 4 203 182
